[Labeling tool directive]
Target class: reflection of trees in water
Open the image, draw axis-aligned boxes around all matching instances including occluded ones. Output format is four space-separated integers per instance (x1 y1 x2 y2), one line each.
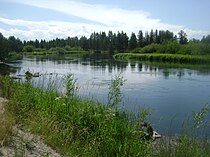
82 53 128 73
23 54 210 78
0 63 18 75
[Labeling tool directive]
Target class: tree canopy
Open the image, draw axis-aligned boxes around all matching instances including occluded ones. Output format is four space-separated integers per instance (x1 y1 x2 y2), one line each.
0 29 210 61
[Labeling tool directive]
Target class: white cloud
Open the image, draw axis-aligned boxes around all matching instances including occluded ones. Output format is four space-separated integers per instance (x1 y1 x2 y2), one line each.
0 0 209 40
0 17 116 40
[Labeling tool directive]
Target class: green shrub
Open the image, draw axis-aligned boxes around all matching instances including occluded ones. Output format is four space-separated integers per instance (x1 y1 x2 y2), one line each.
161 40 180 54
48 47 66 55
140 44 161 54
130 47 142 53
23 45 34 52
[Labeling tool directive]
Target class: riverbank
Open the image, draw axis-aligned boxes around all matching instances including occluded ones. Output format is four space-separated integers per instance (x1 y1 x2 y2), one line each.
114 53 210 64
0 75 210 156
0 97 62 157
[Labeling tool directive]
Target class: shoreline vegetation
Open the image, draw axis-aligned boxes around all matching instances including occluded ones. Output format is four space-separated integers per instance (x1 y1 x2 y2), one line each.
1 29 210 64
1 29 210 156
114 53 210 64
0 75 210 156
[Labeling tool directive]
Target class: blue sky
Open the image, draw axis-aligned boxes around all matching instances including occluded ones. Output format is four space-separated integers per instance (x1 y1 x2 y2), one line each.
0 0 209 40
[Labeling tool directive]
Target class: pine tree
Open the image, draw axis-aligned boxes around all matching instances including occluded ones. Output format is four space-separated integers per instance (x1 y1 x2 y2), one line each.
129 32 137 50
138 30 144 47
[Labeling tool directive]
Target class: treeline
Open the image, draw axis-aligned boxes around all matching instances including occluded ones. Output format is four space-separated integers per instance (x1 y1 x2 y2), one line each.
0 34 22 61
1 30 210 61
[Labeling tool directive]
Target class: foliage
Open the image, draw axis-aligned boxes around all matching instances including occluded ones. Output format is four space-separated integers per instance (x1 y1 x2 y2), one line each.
140 43 161 54
177 42 210 55
153 134 210 157
0 75 13 98
22 45 34 52
107 74 126 108
192 104 210 129
201 35 210 43
160 40 180 54
0 103 15 146
64 73 78 99
48 47 66 55
0 75 210 156
178 30 188 44
130 47 142 53
114 53 210 64
1 75 152 157
129 32 138 50
0 33 9 61
153 104 210 157
1 29 210 59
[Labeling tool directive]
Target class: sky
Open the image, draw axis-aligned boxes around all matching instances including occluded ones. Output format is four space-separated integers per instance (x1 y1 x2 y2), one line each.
0 0 210 41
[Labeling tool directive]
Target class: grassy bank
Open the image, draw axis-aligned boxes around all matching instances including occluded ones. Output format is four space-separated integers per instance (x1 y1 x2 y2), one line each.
114 53 210 64
0 75 152 156
0 75 210 157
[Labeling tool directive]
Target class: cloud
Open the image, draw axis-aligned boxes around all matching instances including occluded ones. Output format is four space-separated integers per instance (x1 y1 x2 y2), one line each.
0 0 209 40
0 17 116 40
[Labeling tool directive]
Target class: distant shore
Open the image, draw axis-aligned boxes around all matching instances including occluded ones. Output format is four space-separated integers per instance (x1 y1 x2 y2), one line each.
114 53 210 64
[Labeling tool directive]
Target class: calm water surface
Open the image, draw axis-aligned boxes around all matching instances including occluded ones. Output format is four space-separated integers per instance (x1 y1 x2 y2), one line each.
2 54 210 137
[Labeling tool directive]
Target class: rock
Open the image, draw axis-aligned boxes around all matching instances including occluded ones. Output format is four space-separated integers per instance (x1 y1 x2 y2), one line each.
152 130 161 140
140 122 162 140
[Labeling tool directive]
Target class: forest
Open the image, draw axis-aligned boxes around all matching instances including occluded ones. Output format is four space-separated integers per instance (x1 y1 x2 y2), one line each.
1 29 210 61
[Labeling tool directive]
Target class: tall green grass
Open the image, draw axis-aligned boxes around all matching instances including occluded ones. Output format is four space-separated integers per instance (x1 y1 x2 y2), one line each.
0 75 152 157
0 75 209 157
114 53 210 64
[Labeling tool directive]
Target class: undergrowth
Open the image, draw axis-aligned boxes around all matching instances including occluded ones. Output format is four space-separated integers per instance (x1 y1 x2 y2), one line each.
0 104 15 147
0 75 209 157
0 75 152 157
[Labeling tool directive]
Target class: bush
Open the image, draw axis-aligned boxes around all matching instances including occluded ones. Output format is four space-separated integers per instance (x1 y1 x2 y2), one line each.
23 45 34 52
130 47 142 53
34 48 46 52
161 40 180 54
65 45 84 51
49 47 66 55
178 42 210 55
64 45 72 51
140 44 161 54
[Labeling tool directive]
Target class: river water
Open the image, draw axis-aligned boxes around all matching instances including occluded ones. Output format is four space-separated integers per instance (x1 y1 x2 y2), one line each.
1 54 210 137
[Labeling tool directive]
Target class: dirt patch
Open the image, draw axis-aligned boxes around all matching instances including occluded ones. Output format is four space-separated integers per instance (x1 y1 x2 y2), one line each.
0 127 62 157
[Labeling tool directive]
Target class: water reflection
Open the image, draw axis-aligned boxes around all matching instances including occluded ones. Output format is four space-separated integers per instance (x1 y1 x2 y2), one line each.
21 54 210 77
0 63 19 75
4 54 210 137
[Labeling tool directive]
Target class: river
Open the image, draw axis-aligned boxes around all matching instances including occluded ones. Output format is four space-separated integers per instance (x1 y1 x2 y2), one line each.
1 54 210 137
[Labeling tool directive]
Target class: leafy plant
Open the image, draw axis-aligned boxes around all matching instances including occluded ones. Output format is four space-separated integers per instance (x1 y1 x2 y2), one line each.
192 104 210 129
64 73 78 99
107 74 126 108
